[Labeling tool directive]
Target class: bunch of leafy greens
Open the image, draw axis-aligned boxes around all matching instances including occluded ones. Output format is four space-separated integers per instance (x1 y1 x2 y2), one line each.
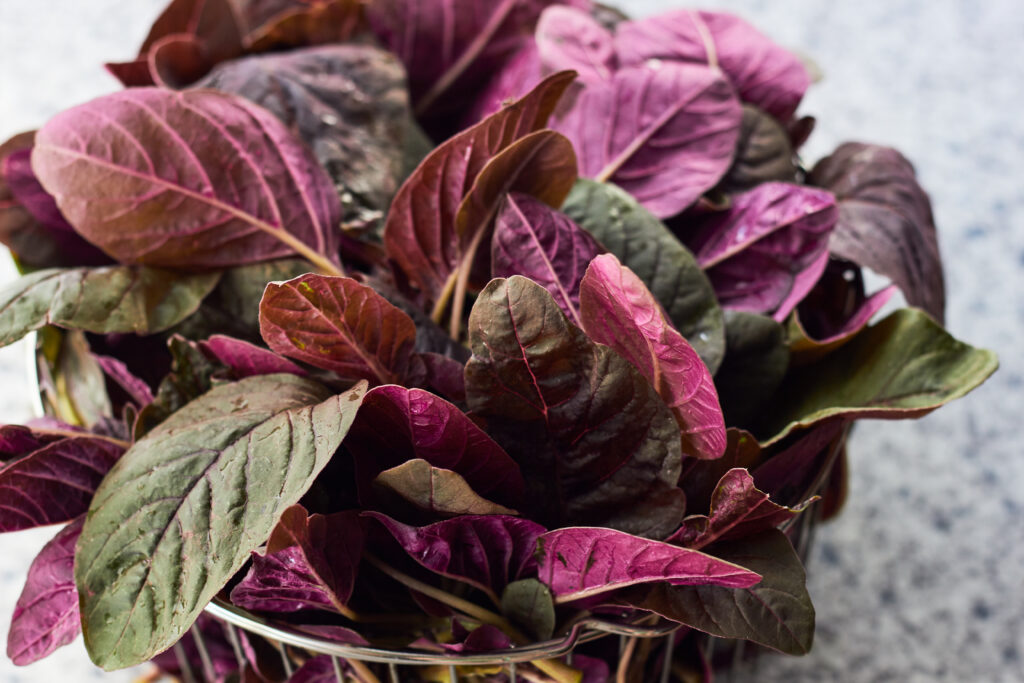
0 1 996 681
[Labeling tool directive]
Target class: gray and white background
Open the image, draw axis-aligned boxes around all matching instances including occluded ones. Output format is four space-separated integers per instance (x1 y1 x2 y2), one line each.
0 1 1021 681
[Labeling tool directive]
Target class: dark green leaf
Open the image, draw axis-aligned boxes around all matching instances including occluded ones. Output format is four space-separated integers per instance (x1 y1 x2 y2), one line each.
465 276 684 538
618 530 814 655
714 311 789 427
720 105 800 193
501 579 555 641
0 266 219 348
759 308 997 444
134 336 223 438
561 179 725 373
75 375 367 669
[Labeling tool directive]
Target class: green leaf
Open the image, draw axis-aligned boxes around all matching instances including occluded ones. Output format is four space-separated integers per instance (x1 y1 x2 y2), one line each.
714 311 790 427
133 336 223 438
561 179 725 373
502 579 556 641
373 459 518 518
75 374 367 669
759 308 998 444
0 266 220 348
619 530 814 655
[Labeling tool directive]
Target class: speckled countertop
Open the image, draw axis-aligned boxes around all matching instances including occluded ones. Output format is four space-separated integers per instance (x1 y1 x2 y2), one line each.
1 1 1021 681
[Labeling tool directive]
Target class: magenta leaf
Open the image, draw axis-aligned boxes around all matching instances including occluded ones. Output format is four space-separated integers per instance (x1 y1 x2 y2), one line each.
199 334 308 379
668 469 807 549
462 41 542 125
553 62 741 218
289 654 354 682
0 133 113 268
417 352 467 403
366 512 545 600
536 5 615 82
491 193 604 327
0 434 124 533
617 530 814 655
465 277 685 538
230 505 365 615
536 527 760 603
259 274 421 384
366 0 559 117
5 518 83 665
809 142 946 323
94 354 155 408
345 385 525 506
32 88 341 272
686 182 838 320
382 71 576 308
615 10 810 120
579 254 726 460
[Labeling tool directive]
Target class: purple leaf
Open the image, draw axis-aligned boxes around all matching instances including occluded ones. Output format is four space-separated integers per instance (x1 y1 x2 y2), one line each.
417 352 467 403
615 10 811 120
383 71 576 308
579 254 726 460
199 334 308 379
148 614 243 683
752 419 847 507
686 182 838 320
553 63 741 218
809 142 946 323
465 276 685 538
194 45 420 230
0 425 60 459
259 274 421 384
366 0 559 117
6 518 83 665
462 40 542 125
790 281 898 364
0 435 123 533
0 133 112 268
668 469 807 549
94 354 155 408
365 512 545 599
491 193 604 327
289 655 353 682
416 621 514 653
345 385 524 506
681 428 763 515
536 5 615 82
230 505 365 615
536 527 760 603
31 88 341 271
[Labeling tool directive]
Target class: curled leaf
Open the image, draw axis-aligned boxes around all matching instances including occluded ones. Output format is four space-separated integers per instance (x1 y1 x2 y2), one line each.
383 71 576 307
686 182 838 321
366 512 545 598
345 385 524 506
561 179 725 372
230 506 365 615
668 468 806 549
554 62 742 218
199 334 308 379
579 254 726 460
